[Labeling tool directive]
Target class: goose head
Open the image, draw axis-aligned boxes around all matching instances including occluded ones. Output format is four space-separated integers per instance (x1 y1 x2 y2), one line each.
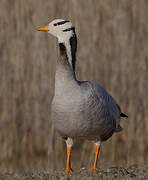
37 19 75 43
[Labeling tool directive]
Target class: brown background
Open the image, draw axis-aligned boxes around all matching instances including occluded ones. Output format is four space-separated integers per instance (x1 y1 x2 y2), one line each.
0 0 147 172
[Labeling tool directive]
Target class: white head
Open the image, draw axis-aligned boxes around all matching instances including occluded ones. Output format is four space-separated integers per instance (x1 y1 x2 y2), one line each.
37 19 75 43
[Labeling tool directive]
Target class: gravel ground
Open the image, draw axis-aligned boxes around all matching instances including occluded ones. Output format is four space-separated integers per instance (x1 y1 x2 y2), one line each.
0 165 147 180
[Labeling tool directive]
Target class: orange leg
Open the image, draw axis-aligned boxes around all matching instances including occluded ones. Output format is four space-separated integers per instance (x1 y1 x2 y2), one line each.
89 144 101 172
65 146 73 173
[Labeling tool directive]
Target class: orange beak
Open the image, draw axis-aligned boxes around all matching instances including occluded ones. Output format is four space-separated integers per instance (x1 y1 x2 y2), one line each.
36 25 49 32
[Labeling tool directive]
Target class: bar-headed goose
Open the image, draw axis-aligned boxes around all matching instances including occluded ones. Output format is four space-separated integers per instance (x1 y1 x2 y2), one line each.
37 19 128 173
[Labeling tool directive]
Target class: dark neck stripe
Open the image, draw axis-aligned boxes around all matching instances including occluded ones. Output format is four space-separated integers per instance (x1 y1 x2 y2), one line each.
58 43 71 70
54 20 69 26
59 43 66 55
63 27 75 32
69 35 77 71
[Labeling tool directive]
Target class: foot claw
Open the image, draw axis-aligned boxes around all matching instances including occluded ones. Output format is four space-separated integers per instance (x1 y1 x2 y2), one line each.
65 168 73 173
89 167 98 172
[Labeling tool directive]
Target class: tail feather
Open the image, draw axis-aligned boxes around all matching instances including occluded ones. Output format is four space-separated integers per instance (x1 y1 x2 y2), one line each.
120 112 128 118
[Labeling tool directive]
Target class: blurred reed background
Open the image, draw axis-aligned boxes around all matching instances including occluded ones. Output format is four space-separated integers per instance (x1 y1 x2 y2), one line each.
0 0 147 173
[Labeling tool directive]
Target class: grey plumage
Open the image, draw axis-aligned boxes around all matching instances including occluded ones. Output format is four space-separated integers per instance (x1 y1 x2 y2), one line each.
52 79 125 141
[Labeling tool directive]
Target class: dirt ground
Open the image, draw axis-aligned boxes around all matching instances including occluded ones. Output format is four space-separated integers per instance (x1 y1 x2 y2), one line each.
0 165 147 180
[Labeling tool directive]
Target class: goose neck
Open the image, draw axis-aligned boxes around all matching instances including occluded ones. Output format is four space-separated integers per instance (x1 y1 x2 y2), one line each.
57 35 77 80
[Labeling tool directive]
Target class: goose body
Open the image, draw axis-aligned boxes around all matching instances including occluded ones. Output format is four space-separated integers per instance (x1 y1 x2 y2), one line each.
52 80 121 141
37 19 128 173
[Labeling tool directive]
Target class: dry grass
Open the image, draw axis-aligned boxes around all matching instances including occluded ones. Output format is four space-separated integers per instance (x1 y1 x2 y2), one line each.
0 0 147 172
